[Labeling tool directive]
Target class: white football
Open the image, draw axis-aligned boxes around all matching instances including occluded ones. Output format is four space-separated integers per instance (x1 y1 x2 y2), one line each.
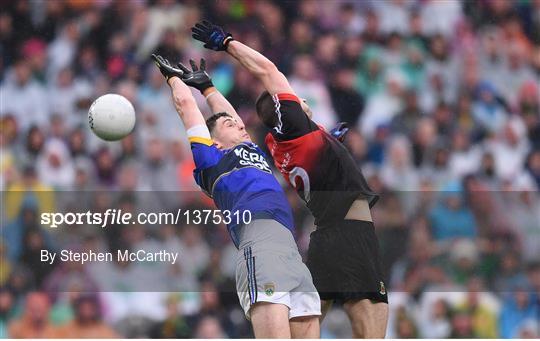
88 94 135 141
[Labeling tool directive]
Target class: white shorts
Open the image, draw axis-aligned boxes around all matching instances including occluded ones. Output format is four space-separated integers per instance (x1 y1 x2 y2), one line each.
235 219 321 320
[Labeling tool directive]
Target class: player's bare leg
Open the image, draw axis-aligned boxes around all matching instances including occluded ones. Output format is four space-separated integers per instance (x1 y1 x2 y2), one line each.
343 299 388 338
250 302 291 338
319 299 333 321
290 315 320 338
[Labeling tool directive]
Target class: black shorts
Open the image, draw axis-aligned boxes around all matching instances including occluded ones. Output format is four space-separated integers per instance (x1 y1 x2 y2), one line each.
306 220 388 304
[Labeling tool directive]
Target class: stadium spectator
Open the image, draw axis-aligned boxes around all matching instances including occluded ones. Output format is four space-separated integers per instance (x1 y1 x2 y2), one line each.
53 294 119 338
149 294 192 338
499 291 540 338
8 292 56 338
289 55 337 129
0 289 16 338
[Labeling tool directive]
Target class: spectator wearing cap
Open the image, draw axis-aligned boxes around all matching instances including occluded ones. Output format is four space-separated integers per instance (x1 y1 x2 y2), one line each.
21 38 48 84
446 239 480 286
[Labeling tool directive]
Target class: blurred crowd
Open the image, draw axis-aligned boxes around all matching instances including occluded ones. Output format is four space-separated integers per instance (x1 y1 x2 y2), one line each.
1 0 540 338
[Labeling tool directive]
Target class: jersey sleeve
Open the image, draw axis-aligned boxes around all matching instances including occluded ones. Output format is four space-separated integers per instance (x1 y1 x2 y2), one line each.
270 93 319 141
187 125 223 170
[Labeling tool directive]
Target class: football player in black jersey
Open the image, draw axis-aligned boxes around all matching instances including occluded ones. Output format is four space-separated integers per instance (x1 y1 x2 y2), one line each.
191 20 388 338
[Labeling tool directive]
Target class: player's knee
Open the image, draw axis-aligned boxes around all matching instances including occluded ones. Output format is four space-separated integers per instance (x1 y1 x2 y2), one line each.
250 303 291 338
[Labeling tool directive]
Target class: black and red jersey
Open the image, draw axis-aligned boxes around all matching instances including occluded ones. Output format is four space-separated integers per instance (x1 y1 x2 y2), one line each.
264 93 378 227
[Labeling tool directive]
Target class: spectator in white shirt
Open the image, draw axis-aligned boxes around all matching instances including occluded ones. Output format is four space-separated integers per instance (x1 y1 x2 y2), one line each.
289 55 337 129
0 60 49 130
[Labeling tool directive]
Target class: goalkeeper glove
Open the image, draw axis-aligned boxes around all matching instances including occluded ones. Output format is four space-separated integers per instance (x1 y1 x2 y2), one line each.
151 54 184 83
330 122 350 142
177 58 214 93
191 20 234 51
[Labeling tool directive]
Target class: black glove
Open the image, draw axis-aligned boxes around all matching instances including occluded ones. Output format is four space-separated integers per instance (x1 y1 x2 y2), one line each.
177 58 214 93
330 122 350 142
151 54 184 82
191 20 234 51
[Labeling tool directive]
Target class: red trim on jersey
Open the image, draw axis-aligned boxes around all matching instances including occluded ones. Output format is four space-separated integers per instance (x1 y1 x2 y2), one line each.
265 130 324 186
276 93 301 103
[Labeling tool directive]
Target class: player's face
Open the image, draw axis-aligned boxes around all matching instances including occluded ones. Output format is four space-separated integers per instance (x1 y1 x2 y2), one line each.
213 117 251 149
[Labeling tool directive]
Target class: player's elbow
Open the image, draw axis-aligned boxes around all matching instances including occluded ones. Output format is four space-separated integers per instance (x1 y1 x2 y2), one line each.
258 59 279 78
173 94 195 109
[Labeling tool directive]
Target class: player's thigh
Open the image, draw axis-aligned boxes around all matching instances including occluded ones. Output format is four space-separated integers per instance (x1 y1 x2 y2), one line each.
250 302 291 338
288 268 321 338
290 315 320 339
343 299 388 338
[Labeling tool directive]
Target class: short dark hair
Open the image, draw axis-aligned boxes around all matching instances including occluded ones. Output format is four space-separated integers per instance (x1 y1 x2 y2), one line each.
206 112 232 134
255 90 278 128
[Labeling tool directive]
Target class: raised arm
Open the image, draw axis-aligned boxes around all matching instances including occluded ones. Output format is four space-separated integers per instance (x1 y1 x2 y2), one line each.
191 20 295 96
225 41 294 96
151 54 206 130
177 58 244 126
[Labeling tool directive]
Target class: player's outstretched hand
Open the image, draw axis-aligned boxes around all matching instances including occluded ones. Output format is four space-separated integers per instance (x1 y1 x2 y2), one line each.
330 122 350 142
177 58 214 93
191 20 234 51
151 54 184 83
